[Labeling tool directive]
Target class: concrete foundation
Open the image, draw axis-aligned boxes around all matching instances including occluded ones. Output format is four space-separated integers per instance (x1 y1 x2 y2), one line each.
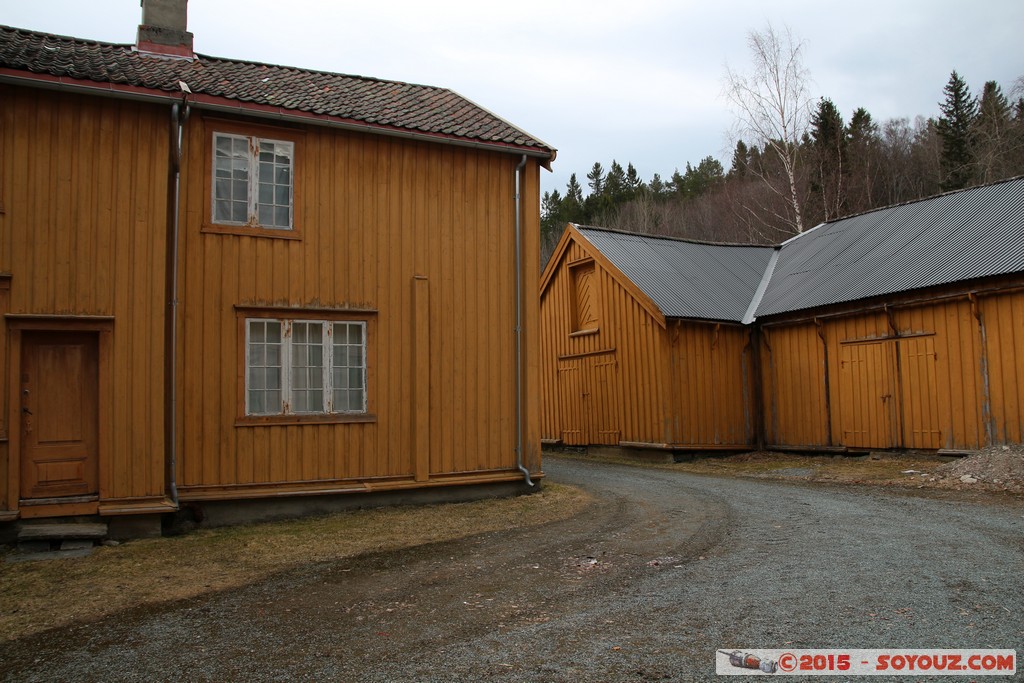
167 480 541 533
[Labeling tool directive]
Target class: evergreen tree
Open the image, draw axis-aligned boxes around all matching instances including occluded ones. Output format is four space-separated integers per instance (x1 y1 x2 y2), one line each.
586 162 605 195
728 140 750 178
973 80 1020 182
540 189 565 245
648 173 667 198
605 160 627 203
565 173 584 207
668 168 686 197
810 98 847 220
625 163 644 194
936 70 979 190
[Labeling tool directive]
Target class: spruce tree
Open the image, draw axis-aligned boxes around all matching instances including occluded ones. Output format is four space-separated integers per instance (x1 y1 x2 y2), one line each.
586 162 605 195
936 70 978 190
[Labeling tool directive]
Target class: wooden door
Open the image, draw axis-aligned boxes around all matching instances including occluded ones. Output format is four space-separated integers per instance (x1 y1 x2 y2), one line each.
898 336 942 449
557 359 586 445
20 331 99 500
838 341 899 448
584 354 620 445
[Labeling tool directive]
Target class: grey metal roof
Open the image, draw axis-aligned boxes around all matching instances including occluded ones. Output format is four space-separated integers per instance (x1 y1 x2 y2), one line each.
754 176 1024 317
575 227 775 322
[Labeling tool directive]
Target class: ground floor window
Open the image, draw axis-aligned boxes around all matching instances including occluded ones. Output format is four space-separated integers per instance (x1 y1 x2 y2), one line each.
245 318 367 416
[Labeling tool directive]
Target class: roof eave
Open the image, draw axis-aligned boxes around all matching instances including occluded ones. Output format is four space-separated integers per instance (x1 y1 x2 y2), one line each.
0 68 556 162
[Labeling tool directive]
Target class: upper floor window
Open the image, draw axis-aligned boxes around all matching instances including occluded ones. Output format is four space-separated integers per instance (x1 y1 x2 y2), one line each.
213 133 293 230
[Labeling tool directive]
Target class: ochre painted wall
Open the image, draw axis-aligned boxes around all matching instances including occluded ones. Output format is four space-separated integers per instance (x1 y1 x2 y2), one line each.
540 234 668 445
761 284 1024 451
176 112 542 496
0 86 168 512
665 321 754 447
541 229 755 449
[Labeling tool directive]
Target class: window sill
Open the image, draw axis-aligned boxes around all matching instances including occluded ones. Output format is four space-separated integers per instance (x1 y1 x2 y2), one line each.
203 223 302 240
236 413 377 427
569 328 600 338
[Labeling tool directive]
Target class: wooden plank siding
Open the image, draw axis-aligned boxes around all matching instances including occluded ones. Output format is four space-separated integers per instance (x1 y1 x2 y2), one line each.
175 112 540 495
541 235 668 445
541 230 757 449
666 321 754 447
0 86 168 511
762 285 1024 451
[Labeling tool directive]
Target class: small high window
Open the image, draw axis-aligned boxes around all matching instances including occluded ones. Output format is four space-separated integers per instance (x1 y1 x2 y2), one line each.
213 133 293 230
570 260 599 332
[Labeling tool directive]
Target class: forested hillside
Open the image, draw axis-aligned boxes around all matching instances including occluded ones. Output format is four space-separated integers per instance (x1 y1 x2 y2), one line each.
541 48 1024 264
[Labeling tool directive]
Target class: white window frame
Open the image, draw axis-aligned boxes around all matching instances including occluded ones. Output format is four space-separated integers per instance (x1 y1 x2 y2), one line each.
244 318 367 416
213 132 294 230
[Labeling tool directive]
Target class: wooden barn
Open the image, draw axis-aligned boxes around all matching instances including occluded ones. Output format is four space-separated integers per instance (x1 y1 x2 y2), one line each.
542 178 1024 455
0 1 554 537
750 178 1024 453
539 224 774 450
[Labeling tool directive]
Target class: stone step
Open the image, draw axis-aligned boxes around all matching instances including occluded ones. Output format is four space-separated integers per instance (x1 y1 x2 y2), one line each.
17 522 108 542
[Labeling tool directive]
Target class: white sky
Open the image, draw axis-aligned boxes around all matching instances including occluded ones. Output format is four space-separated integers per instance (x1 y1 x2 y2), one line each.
4 1 1023 196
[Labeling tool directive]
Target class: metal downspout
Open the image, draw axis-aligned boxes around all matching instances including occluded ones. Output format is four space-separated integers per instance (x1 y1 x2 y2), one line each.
514 154 534 487
167 101 188 507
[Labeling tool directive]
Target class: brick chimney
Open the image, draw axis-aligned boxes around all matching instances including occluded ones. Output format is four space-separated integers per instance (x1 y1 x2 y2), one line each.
136 0 194 57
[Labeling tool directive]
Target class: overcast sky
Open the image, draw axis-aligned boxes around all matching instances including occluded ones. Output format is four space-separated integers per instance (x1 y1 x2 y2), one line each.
5 1 1023 196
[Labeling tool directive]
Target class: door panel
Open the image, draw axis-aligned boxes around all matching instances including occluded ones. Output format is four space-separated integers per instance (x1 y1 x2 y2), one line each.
839 341 899 448
557 353 620 446
585 355 620 445
557 359 585 445
20 332 99 500
898 337 941 449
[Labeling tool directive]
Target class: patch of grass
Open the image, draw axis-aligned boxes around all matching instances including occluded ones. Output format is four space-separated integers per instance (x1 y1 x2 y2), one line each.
0 483 591 642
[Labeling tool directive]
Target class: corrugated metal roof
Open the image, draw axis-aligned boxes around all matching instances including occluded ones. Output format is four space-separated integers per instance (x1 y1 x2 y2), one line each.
575 227 775 322
755 176 1024 317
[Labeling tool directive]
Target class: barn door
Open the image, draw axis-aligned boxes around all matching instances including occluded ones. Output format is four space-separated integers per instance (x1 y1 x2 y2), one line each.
838 341 899 448
557 359 586 445
20 332 100 500
557 353 620 446
584 354 620 445
898 336 941 449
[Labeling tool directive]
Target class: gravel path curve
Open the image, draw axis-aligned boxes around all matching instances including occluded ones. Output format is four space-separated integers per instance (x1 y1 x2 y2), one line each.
2 456 1022 682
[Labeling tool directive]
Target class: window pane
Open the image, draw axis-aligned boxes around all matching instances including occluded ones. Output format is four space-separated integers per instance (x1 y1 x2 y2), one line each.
274 206 290 228
216 135 233 155
258 204 273 226
247 319 283 415
259 181 273 205
329 322 366 413
253 139 292 230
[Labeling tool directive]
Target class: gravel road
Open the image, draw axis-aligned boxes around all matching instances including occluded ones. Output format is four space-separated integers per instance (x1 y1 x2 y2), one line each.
2 456 1022 682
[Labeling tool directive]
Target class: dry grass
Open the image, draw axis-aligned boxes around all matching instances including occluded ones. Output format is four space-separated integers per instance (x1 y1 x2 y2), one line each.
0 483 591 642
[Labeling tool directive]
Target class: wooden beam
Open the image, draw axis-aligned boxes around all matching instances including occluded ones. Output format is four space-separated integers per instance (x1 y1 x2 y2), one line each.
413 276 430 482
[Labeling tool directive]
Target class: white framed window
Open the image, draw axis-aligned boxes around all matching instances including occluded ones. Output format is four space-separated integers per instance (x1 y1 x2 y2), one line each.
245 319 366 416
213 133 294 230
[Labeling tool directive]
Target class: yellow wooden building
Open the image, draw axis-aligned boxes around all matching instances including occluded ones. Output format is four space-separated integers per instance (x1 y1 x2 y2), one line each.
0 2 554 535
540 225 773 450
542 179 1024 455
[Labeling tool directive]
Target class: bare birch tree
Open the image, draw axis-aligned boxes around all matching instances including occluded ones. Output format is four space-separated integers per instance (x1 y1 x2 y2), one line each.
723 23 812 233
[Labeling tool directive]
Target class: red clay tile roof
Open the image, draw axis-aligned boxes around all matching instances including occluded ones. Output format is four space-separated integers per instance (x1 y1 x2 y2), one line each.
0 25 555 158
